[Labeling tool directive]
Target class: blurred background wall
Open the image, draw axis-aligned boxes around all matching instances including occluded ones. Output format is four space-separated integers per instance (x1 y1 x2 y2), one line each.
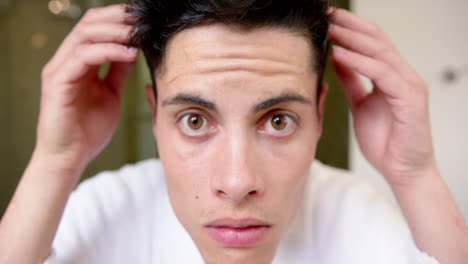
350 0 468 219
0 0 350 217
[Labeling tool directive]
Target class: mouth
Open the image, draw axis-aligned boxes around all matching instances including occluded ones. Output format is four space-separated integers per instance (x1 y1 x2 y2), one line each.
205 218 272 248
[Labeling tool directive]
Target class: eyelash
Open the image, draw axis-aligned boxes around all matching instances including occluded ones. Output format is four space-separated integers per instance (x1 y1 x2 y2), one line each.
176 110 299 138
176 110 214 138
258 112 299 137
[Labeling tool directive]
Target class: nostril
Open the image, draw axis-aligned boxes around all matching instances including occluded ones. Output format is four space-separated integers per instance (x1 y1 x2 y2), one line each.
215 189 258 200
216 190 227 198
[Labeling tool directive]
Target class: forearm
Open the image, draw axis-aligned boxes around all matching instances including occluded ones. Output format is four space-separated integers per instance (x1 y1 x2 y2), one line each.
390 169 468 264
0 152 82 264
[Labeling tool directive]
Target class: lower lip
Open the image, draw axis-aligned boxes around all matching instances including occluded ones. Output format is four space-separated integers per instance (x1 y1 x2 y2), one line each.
206 226 270 247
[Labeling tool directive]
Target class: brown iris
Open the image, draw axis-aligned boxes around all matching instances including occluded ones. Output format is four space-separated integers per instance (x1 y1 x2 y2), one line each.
271 115 287 130
187 114 204 130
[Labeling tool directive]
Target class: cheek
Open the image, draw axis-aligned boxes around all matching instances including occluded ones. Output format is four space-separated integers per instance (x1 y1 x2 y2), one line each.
263 121 319 173
155 118 218 206
260 125 318 212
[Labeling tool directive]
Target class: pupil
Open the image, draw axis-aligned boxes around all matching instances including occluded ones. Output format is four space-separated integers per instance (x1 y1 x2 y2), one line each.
188 114 203 130
272 115 286 130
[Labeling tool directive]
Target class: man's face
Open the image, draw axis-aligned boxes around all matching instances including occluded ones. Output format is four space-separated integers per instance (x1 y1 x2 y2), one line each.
148 23 326 264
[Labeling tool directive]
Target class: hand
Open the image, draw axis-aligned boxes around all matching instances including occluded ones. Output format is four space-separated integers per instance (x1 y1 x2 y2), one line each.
35 4 137 174
328 9 438 187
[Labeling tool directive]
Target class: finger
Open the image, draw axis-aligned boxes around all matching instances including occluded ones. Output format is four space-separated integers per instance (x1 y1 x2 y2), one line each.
329 8 388 40
47 23 133 74
331 55 369 109
329 24 394 58
73 23 132 45
332 45 408 98
57 44 138 85
105 61 135 97
329 25 417 80
80 4 130 24
45 4 131 73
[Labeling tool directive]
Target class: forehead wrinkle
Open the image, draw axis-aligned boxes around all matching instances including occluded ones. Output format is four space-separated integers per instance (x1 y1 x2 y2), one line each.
160 23 315 90
194 56 307 75
166 53 309 85
189 39 311 72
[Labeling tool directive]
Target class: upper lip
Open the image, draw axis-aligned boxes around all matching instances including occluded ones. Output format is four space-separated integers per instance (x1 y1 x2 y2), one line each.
205 218 271 228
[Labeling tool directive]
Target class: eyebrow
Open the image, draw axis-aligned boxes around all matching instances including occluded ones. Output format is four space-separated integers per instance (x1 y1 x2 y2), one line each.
162 94 217 111
254 92 311 112
162 92 311 112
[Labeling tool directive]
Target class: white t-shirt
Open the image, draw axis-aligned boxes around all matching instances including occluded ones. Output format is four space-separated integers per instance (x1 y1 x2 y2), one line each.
45 159 440 264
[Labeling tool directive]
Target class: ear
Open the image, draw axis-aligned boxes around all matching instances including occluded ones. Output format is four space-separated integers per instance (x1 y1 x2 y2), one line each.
145 84 157 122
317 83 329 134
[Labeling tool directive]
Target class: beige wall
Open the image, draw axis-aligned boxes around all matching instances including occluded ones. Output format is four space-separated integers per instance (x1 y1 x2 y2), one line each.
350 0 468 219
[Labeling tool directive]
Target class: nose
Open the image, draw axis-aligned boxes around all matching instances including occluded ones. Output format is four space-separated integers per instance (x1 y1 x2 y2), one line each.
211 134 264 203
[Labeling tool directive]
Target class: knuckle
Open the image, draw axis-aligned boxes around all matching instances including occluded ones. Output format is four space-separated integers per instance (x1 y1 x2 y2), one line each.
381 51 399 65
370 22 384 35
381 51 395 62
71 45 88 62
415 89 429 106
411 78 430 100
115 25 130 42
418 80 430 97
411 77 428 89
378 63 392 76
71 23 87 36
418 78 428 88
121 24 132 36
108 44 123 57
371 44 391 58
422 86 430 99
73 45 85 58
82 8 100 21
41 64 52 79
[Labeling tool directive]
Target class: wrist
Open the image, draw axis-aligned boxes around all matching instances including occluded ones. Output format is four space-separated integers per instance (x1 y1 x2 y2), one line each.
389 169 439 197
29 148 86 187
384 159 441 192
386 163 468 264
31 146 88 174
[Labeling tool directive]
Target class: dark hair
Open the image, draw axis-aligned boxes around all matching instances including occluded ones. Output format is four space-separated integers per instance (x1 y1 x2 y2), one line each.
125 0 331 96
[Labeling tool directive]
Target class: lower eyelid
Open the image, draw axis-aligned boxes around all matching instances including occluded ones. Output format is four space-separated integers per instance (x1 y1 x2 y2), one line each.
261 116 296 135
178 115 217 138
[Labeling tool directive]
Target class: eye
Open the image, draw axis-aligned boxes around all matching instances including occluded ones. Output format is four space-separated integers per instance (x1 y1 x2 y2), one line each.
179 113 210 136
271 115 287 130
262 114 297 136
187 113 203 130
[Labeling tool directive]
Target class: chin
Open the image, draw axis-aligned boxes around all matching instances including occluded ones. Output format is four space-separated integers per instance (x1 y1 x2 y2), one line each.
198 245 278 264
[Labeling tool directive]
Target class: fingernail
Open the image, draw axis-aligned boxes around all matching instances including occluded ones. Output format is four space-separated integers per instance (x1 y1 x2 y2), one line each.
126 47 137 54
333 46 346 56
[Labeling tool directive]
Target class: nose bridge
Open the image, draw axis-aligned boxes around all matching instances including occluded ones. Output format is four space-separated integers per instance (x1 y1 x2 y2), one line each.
212 127 263 202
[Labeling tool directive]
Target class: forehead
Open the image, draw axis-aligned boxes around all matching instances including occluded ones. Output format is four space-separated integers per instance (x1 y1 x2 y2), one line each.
156 23 317 99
